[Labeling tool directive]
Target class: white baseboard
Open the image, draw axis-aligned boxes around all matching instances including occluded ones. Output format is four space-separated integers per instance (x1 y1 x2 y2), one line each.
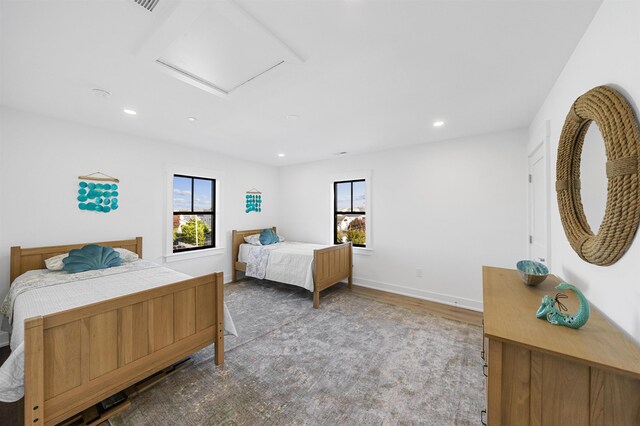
221 273 483 312
0 331 9 348
352 276 483 312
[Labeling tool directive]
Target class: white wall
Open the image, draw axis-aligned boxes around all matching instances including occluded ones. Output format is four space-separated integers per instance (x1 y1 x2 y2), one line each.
529 0 640 342
0 107 280 304
279 129 527 310
0 106 527 316
0 112 6 345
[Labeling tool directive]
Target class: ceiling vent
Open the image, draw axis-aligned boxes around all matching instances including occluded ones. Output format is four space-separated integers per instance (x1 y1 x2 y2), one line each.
133 0 160 12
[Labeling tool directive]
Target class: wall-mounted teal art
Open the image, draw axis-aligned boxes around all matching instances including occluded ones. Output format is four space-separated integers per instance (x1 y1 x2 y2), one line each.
77 172 120 214
245 189 262 213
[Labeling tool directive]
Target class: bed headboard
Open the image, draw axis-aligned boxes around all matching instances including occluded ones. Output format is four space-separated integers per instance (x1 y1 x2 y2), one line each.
10 237 143 284
231 227 276 264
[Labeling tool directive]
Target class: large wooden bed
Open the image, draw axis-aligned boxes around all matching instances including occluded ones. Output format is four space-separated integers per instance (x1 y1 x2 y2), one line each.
10 237 225 426
231 227 352 308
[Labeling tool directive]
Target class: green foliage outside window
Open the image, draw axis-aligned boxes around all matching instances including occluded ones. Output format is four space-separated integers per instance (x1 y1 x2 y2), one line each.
346 229 365 245
345 217 366 245
175 217 211 246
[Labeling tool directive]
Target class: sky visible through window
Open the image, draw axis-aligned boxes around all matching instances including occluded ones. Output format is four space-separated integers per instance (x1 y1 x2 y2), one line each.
193 179 212 211
173 176 191 211
173 176 212 211
336 180 366 211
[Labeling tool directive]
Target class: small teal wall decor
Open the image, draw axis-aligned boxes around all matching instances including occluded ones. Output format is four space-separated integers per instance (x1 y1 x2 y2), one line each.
535 283 590 329
245 188 262 213
77 172 120 214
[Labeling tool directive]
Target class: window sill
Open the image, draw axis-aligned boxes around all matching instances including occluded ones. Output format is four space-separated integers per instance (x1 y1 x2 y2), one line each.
353 247 373 256
164 247 225 263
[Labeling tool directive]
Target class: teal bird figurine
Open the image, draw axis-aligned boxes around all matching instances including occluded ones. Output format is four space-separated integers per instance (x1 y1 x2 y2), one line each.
535 283 590 329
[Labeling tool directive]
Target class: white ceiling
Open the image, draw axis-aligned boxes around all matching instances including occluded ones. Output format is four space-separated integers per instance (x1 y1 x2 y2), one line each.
0 0 602 166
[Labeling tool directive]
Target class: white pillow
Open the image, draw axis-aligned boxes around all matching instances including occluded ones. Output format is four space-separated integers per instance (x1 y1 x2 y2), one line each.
277 234 285 242
114 248 140 262
44 247 139 270
244 234 262 245
44 253 66 271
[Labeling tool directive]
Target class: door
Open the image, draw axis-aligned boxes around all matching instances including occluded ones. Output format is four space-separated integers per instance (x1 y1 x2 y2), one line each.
528 142 548 264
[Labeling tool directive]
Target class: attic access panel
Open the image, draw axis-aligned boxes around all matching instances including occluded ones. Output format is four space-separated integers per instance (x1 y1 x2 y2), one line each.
156 4 290 95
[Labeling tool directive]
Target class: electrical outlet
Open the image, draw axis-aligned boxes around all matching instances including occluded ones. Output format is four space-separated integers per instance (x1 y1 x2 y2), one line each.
416 268 423 278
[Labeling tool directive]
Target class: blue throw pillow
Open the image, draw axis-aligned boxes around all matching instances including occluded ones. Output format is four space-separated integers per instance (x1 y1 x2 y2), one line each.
259 229 279 245
62 244 122 273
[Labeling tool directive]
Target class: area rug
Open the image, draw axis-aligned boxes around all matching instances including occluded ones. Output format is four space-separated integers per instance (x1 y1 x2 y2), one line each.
110 280 484 425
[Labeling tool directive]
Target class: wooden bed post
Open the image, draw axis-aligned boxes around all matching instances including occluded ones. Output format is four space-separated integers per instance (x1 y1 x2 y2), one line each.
313 289 320 309
10 246 21 284
135 236 143 259
24 316 44 426
213 272 224 365
231 230 238 283
348 242 353 289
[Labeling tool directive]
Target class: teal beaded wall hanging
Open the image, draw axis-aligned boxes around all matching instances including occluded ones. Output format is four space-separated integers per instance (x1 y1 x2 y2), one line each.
77 172 120 214
245 189 262 213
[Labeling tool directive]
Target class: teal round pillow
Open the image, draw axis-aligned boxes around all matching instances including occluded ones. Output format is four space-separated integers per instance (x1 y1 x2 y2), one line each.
259 228 279 245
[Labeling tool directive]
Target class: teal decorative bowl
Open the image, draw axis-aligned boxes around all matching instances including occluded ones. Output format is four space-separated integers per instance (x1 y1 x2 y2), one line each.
516 260 549 286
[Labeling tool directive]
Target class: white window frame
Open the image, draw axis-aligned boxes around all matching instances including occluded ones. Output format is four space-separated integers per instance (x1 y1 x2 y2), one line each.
330 170 372 255
164 164 224 262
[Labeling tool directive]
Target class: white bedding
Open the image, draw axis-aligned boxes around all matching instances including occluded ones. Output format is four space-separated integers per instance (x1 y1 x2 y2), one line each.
238 243 255 263
241 241 331 292
0 260 237 402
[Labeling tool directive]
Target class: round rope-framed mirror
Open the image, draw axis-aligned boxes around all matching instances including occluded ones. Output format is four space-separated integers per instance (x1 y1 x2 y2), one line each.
556 85 640 266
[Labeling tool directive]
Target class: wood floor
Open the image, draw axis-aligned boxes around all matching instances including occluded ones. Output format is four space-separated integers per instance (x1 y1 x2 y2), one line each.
350 284 483 326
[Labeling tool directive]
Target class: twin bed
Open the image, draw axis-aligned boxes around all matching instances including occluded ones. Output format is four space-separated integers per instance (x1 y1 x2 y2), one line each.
2 237 233 426
1 230 352 425
231 227 353 308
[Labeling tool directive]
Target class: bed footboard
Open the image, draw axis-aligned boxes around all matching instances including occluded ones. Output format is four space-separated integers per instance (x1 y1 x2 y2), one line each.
313 243 352 308
23 273 224 426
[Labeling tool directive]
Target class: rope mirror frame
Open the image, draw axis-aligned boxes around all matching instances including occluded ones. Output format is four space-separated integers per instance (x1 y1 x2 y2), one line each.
556 85 640 266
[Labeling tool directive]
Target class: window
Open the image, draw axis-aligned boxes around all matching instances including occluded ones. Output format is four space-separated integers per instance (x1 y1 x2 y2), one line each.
334 179 366 247
172 175 215 252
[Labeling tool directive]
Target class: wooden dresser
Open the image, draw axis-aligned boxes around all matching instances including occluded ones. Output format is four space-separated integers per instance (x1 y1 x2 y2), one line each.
482 266 640 425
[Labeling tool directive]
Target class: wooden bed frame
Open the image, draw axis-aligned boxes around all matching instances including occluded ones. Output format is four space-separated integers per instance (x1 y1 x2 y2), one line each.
10 237 225 426
231 228 352 308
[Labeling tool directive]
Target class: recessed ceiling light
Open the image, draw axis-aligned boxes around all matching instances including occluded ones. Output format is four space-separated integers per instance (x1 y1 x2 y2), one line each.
187 117 197 122
278 153 285 157
123 109 137 116
433 121 445 127
91 88 112 99
286 114 299 120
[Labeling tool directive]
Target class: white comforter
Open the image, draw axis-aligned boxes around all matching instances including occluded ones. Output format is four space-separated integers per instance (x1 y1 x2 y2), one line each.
241 241 331 292
0 260 237 402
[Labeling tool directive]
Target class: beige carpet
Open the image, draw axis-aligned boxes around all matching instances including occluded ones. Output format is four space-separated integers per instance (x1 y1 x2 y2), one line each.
111 280 484 425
